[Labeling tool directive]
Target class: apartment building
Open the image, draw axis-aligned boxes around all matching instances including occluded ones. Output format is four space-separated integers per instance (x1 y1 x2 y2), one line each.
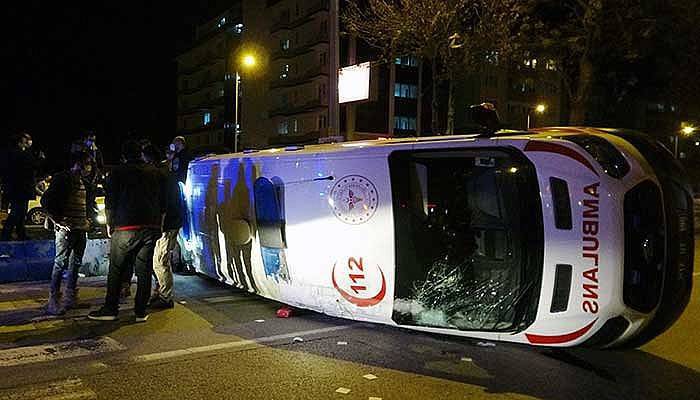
175 5 243 148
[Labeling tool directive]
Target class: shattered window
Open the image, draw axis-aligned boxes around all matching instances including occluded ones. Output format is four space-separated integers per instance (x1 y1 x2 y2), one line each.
390 148 543 332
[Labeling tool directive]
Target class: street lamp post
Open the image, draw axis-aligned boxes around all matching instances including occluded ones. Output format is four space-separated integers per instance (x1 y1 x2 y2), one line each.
233 54 257 153
675 123 697 158
527 103 547 130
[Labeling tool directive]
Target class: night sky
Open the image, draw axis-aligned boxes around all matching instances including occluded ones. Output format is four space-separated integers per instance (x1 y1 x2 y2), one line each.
1 1 233 169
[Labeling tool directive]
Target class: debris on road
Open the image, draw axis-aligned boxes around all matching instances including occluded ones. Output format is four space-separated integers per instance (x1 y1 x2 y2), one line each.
461 357 473 362
254 319 265 323
476 341 496 347
337 341 348 345
362 374 378 380
178 301 187 305
335 387 351 394
369 397 383 400
276 306 293 318
293 337 304 343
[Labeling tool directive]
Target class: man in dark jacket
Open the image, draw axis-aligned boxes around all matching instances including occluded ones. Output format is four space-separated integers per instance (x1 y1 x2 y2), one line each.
41 152 97 315
1 132 40 241
88 140 166 322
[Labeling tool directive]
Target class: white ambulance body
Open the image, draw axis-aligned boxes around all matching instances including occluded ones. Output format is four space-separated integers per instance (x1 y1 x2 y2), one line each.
182 127 694 347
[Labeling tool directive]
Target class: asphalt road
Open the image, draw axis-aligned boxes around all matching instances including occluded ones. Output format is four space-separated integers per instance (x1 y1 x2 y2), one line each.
0 247 698 399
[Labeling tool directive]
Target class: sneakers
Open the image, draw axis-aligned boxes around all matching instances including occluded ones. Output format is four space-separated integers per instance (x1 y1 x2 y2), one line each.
118 284 131 304
149 297 174 309
62 288 79 311
135 313 149 323
87 307 118 321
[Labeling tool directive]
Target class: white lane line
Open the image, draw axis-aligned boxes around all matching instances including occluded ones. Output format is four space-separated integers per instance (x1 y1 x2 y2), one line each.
0 378 97 400
202 295 240 303
135 324 357 363
0 337 125 368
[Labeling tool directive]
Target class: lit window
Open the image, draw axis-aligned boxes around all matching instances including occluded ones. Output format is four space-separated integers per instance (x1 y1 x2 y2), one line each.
217 17 226 28
291 118 299 133
234 23 244 33
545 59 557 71
394 116 417 131
219 89 225 97
394 83 417 99
203 112 212 125
318 114 327 129
281 39 290 50
395 56 418 67
280 64 289 79
278 120 289 135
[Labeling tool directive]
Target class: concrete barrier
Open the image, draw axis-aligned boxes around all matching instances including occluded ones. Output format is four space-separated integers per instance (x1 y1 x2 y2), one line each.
0 239 110 284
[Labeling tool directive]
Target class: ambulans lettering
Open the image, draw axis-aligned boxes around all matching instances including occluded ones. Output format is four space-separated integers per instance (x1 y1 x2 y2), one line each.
582 182 600 314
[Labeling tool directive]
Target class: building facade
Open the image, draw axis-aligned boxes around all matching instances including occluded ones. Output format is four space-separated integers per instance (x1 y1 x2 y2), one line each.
175 5 243 149
176 2 565 150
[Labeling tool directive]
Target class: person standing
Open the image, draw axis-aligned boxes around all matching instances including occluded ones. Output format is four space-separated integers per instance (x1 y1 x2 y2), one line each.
88 140 166 322
149 145 184 309
41 152 96 315
1 132 40 241
170 136 191 184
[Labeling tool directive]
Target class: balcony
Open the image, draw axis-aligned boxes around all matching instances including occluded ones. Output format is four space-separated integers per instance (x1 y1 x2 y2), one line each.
270 1 329 33
271 33 329 60
269 97 327 117
269 65 329 89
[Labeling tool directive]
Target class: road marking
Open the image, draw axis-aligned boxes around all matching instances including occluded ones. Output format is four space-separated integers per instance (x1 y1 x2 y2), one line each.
0 337 125 368
0 378 97 400
202 295 240 303
134 324 357 363
0 299 43 312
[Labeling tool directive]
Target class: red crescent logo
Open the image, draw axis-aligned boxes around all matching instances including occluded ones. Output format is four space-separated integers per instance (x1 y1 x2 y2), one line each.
525 319 598 344
332 262 387 307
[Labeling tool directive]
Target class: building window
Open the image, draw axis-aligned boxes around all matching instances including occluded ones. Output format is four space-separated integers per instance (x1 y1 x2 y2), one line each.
394 83 417 99
524 58 538 69
318 114 328 130
278 120 289 135
217 17 226 28
280 64 290 79
319 51 328 66
234 23 244 34
318 83 327 100
394 56 418 67
219 88 225 97
203 112 212 125
291 118 299 133
182 79 189 89
281 38 290 50
394 116 417 131
320 19 328 35
545 59 557 71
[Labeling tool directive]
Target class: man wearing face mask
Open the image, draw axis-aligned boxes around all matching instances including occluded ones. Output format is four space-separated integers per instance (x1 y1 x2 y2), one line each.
40 152 97 315
1 132 40 241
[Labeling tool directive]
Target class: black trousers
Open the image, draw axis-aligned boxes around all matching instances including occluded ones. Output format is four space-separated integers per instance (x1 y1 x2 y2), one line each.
104 228 159 316
1 199 28 241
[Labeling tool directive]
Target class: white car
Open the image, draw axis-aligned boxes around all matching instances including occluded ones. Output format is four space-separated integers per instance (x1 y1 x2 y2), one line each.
181 127 694 348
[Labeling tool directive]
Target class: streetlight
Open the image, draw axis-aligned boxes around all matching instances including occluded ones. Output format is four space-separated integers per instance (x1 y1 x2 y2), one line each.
234 53 257 153
527 103 546 130
673 122 696 158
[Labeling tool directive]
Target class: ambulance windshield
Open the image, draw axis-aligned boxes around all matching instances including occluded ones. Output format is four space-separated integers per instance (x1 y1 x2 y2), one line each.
390 148 543 332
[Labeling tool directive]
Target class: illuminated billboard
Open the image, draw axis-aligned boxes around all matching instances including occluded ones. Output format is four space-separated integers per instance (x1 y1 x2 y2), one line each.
338 62 371 104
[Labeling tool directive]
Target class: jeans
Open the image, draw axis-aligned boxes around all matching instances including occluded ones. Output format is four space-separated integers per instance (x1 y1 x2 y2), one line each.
104 228 159 316
152 229 179 301
1 199 28 241
50 228 87 295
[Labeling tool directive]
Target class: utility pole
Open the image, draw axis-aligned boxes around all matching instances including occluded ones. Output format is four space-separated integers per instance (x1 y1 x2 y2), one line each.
329 0 340 139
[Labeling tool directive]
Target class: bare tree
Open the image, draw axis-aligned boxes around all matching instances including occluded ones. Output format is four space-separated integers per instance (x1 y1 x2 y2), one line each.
343 0 518 135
